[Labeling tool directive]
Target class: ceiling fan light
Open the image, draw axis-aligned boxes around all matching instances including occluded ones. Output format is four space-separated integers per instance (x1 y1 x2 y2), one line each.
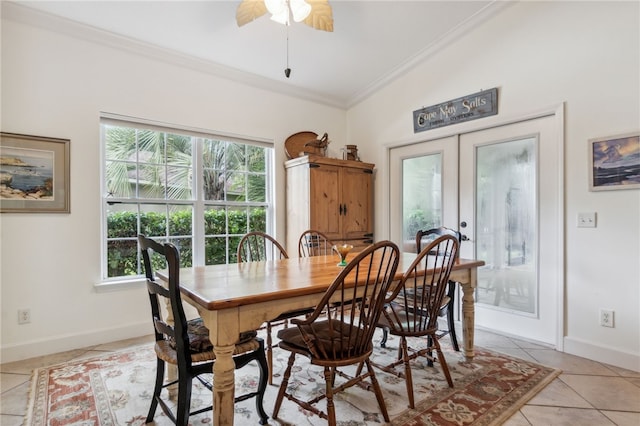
270 8 290 25
290 0 311 22
264 0 286 16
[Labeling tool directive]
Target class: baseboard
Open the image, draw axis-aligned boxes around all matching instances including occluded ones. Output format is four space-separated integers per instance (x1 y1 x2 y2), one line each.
564 336 640 372
1 321 151 363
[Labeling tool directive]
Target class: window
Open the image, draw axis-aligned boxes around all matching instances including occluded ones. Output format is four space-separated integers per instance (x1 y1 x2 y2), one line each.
101 116 273 280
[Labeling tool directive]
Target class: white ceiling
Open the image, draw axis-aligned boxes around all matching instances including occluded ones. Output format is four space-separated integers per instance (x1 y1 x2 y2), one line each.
10 0 505 108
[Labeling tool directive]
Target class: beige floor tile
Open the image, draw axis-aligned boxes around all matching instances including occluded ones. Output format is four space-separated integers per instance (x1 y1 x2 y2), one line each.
526 349 620 376
0 414 24 426
0 372 30 393
605 364 640 378
629 377 640 388
601 410 640 426
0 381 31 416
526 377 592 408
520 405 616 425
560 374 640 412
502 410 531 425
472 328 521 349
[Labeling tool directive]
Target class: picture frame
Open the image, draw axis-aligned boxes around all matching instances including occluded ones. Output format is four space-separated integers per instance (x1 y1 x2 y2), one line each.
0 132 70 213
588 131 640 191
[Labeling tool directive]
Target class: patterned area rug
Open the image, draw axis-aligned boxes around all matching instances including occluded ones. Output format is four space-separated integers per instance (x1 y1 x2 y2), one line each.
25 331 560 425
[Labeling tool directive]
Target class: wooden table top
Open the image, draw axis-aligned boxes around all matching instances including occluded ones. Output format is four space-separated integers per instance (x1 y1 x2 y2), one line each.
158 253 485 311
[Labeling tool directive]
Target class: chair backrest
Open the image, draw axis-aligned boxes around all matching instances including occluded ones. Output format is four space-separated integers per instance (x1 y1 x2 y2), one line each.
139 234 192 366
237 231 289 262
298 229 334 257
383 234 459 336
416 227 461 255
293 240 400 361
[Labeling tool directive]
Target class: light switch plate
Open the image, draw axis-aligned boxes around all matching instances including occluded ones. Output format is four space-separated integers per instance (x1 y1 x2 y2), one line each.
577 212 596 228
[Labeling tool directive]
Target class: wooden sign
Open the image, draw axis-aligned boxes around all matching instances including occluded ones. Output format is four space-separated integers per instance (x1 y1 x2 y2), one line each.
413 88 498 133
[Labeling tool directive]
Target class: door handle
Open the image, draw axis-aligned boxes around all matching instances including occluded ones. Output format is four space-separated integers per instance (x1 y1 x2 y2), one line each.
461 234 474 242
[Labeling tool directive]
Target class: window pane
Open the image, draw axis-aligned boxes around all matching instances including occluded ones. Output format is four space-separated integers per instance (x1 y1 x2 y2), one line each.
140 204 167 237
102 121 273 280
402 154 442 251
169 205 192 236
205 236 228 265
107 239 138 278
106 204 138 238
475 137 537 315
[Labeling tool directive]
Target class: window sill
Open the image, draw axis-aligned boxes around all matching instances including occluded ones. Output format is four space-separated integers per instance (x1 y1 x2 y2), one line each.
94 277 146 293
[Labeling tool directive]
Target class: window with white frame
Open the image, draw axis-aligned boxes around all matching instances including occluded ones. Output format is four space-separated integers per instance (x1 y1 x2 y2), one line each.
101 116 274 280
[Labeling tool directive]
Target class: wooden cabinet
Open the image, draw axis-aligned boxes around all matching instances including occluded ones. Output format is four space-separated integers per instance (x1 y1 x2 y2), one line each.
285 155 374 254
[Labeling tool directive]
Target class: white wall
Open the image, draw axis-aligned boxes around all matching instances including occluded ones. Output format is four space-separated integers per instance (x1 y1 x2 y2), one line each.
348 1 639 371
0 9 346 362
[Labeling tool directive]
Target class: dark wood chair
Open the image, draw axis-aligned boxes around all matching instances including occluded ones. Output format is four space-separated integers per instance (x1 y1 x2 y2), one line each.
272 241 400 426
380 226 462 353
298 229 334 257
237 231 314 385
373 234 459 409
237 230 289 262
139 234 268 425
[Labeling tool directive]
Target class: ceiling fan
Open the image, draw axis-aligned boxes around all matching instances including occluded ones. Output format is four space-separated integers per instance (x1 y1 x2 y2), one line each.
236 0 334 32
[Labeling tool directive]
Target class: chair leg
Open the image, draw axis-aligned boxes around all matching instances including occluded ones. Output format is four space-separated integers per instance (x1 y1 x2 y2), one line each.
254 343 269 425
266 321 274 385
365 359 390 422
380 326 389 348
146 357 164 423
427 335 435 367
447 281 460 352
432 336 454 387
272 352 296 419
400 337 415 409
324 367 337 426
176 374 193 426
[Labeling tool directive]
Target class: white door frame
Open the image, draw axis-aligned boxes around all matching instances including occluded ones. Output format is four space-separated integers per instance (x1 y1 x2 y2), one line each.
384 103 565 350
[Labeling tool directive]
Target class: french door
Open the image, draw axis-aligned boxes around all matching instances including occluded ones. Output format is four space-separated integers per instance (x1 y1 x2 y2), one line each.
389 112 562 346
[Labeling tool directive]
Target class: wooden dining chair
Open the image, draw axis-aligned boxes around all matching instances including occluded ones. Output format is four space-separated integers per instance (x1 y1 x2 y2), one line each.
139 234 269 425
380 226 462 354
272 241 400 426
237 231 314 385
237 230 289 262
298 229 334 257
373 234 459 409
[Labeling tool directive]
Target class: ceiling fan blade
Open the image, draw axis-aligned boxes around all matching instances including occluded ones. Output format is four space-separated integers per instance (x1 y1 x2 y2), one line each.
236 0 268 27
303 0 334 32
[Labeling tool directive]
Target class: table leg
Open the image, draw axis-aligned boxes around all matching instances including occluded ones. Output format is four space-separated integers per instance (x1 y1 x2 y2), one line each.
200 311 237 426
460 268 477 361
212 344 236 426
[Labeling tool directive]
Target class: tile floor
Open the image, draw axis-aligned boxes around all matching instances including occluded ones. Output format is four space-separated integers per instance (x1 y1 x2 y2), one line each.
1 328 639 425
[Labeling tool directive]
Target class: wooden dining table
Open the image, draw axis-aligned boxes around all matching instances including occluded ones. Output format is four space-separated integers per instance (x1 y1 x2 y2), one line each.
157 252 484 426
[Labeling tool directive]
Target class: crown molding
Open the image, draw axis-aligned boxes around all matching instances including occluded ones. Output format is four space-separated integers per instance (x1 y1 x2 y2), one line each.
346 1 512 108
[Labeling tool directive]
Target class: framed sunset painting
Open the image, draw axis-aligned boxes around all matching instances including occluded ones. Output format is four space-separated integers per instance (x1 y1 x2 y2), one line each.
589 132 640 191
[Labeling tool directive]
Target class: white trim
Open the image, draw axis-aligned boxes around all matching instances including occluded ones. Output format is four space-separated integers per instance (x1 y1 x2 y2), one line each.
94 277 147 293
0 321 151 364
564 336 640 372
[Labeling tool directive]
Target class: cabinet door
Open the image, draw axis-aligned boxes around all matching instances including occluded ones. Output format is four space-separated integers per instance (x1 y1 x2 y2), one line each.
309 164 341 240
341 166 373 240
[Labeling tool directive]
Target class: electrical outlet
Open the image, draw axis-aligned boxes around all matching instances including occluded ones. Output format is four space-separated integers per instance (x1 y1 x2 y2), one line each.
18 308 31 324
600 309 614 328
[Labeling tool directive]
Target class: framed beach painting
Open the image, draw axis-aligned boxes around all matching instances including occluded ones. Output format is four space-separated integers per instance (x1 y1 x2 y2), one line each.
0 132 70 213
589 132 640 191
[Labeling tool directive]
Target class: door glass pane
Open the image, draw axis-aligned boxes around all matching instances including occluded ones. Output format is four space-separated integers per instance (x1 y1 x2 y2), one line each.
402 154 442 252
475 137 537 315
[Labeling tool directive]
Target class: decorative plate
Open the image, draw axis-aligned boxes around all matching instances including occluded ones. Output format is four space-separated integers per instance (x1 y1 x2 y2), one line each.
284 131 322 159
